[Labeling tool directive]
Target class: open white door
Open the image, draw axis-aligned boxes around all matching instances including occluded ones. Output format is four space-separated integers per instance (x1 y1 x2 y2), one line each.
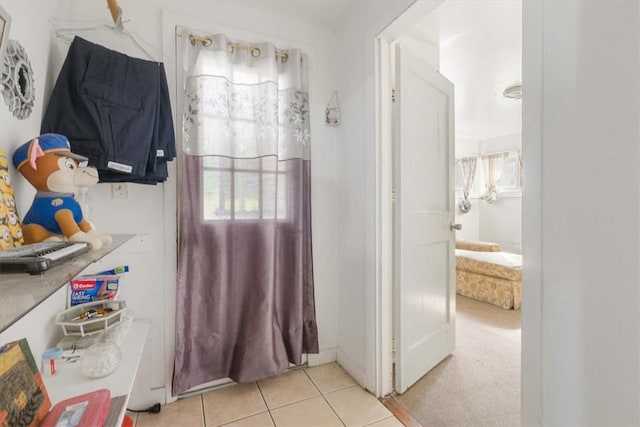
393 43 456 393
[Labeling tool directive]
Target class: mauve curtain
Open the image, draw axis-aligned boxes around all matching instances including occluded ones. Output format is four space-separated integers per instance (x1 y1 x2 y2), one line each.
172 31 318 395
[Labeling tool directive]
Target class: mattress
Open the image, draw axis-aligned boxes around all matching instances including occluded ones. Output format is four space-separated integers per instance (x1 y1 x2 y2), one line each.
455 249 522 281
455 240 501 252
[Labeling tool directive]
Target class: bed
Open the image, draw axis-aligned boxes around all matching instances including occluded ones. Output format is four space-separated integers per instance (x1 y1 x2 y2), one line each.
455 240 522 310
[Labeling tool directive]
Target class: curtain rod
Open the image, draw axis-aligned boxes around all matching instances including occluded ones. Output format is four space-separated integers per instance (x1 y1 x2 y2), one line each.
188 34 290 62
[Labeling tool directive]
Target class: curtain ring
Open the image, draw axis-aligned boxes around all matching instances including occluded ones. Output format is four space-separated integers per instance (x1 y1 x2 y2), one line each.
251 47 261 57
280 53 289 63
189 35 212 47
228 43 234 54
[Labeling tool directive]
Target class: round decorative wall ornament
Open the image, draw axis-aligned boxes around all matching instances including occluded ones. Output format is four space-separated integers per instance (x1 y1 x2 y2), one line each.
0 39 35 119
458 198 472 214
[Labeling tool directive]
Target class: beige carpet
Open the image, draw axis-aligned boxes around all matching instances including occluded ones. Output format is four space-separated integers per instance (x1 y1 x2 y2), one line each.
394 295 521 427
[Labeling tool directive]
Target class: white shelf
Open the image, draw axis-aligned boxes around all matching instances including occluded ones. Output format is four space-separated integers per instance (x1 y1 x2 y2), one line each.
43 319 150 427
0 234 134 332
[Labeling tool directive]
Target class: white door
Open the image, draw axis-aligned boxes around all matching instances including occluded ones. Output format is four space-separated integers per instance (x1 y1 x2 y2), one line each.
393 43 456 393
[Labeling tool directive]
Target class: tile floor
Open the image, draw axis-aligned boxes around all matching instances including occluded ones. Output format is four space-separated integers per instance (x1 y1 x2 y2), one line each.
128 363 403 427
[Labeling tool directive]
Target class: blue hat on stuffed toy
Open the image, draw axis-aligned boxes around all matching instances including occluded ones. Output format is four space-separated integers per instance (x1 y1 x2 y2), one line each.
13 133 88 171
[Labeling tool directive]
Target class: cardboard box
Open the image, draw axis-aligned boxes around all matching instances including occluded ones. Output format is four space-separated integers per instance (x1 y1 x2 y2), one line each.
69 266 129 307
70 276 120 306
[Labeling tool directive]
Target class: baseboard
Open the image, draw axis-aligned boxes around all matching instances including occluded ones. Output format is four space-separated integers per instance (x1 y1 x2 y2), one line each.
307 348 337 366
128 387 166 409
337 348 368 391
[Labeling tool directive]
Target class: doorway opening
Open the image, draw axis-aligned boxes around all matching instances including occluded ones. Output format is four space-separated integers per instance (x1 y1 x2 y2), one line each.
375 1 523 425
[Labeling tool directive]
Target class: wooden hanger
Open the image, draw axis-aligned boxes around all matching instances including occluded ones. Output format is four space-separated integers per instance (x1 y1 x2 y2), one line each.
106 0 123 29
52 0 157 61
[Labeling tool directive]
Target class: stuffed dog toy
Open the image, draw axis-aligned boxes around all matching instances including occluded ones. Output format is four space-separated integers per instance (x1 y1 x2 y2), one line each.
12 134 111 250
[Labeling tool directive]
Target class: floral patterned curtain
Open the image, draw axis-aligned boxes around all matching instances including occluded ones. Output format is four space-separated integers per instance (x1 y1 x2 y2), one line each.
456 156 477 213
481 152 509 203
182 32 310 161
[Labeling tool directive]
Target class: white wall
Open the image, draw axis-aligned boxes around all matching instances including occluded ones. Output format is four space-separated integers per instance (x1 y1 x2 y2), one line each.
478 197 520 253
0 0 73 358
0 1 70 211
523 0 640 424
0 0 340 406
335 0 434 391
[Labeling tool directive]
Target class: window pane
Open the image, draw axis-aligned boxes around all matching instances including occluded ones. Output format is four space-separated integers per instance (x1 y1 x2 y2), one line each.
497 157 517 189
203 170 231 220
262 174 277 219
262 156 278 172
262 173 288 220
234 172 260 220
203 156 231 169
234 158 260 171
277 173 287 220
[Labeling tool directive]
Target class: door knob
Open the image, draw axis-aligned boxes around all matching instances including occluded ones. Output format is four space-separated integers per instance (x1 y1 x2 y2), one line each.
451 223 462 231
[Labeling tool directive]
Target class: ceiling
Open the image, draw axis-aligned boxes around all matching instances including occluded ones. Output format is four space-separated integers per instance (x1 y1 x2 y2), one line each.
253 0 522 141
250 0 356 30
406 0 522 140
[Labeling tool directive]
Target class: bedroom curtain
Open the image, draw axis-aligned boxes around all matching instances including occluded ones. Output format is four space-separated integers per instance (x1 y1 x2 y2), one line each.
481 152 508 203
173 31 318 395
456 156 477 213
517 149 523 187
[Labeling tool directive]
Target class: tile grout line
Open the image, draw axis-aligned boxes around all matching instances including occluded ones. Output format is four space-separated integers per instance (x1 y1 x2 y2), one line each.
258 371 324 411
341 384 395 427
255 381 278 426
263 393 322 411
302 369 347 427
312 378 399 427
200 394 206 427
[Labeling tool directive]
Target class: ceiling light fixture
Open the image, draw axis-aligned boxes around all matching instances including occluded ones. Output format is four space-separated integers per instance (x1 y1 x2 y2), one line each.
503 84 522 100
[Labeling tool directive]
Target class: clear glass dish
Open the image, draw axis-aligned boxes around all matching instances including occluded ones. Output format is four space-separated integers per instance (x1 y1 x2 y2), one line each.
80 342 121 378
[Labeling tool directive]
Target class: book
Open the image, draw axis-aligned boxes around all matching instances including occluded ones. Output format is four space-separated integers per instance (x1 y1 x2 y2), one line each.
0 338 52 427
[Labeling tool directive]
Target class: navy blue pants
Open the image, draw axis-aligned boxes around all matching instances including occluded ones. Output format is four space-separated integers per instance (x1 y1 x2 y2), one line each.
41 36 175 184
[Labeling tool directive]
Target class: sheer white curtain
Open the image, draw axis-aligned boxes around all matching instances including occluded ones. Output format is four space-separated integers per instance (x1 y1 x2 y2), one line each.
173 31 318 395
481 152 508 203
182 33 310 160
456 156 477 213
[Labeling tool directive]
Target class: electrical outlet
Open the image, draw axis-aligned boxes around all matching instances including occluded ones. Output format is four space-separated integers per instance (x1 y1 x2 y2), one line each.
111 183 128 200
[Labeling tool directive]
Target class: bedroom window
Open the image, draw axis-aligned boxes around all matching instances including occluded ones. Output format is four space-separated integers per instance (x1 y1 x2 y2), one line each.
202 156 287 221
495 151 521 192
456 149 522 200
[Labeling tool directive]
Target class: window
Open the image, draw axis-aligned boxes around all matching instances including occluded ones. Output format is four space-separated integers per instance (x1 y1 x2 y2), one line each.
202 156 287 221
454 162 479 198
454 164 464 192
495 151 521 192
455 149 522 199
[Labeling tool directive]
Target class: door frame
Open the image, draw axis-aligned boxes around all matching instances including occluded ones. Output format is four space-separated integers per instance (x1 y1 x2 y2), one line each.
373 3 543 421
373 0 445 396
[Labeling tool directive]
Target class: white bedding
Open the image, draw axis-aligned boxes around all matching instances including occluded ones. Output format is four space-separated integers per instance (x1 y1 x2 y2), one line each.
455 249 522 268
